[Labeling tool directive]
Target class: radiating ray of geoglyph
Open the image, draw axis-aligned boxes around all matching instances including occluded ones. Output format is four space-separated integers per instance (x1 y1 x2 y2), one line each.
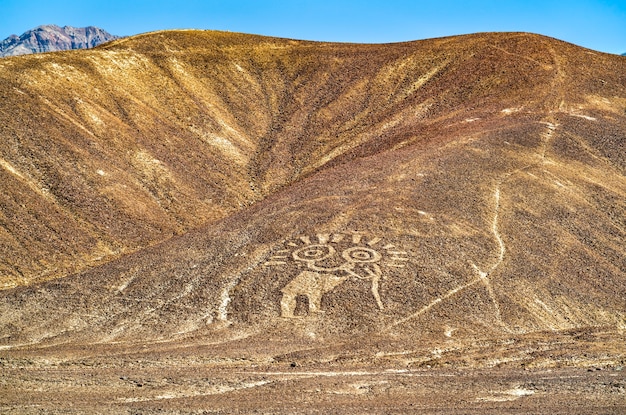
264 233 409 318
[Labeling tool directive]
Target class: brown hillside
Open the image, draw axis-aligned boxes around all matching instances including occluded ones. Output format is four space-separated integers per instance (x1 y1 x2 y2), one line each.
0 29 621 289
0 31 625 413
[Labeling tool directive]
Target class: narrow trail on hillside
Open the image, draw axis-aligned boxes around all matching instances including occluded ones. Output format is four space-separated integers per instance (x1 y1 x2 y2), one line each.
386 42 569 333
386 183 508 331
470 184 509 331
385 113 563 333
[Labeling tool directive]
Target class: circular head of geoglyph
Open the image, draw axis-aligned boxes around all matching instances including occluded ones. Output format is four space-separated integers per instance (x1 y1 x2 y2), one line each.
341 246 381 263
292 244 336 263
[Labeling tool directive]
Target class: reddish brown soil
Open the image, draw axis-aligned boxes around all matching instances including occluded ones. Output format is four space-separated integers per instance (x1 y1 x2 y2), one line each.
0 30 625 413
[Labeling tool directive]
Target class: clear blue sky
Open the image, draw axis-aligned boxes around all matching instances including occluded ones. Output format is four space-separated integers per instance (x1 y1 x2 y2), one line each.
1 0 625 54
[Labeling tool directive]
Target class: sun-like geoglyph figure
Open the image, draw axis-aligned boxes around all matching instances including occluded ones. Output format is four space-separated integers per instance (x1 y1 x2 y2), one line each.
264 233 408 318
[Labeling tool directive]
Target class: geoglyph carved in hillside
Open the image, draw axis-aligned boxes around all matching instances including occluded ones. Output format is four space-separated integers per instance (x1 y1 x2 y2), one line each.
264 233 408 318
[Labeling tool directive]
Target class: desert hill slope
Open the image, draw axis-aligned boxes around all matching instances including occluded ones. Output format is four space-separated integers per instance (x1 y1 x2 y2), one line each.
1 30 626 414
0 30 625 354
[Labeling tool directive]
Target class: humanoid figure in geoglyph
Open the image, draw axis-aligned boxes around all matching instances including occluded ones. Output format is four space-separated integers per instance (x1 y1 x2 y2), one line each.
279 243 384 318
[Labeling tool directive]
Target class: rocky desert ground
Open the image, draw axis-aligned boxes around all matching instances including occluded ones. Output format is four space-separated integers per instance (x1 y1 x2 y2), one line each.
0 30 624 413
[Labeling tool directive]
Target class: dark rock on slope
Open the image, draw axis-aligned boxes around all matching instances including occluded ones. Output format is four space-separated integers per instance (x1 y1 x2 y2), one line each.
0 24 118 57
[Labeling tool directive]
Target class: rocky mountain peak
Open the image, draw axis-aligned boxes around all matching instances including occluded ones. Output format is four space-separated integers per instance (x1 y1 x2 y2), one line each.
0 24 119 57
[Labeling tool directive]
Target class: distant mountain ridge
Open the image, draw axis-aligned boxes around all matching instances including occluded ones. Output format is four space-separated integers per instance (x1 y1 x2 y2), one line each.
0 24 119 57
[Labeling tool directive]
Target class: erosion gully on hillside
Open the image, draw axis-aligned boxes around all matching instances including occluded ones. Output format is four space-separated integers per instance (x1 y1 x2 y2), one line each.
0 30 625 413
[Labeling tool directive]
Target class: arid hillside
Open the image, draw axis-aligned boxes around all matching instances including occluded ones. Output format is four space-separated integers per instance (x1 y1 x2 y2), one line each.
0 30 625 413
